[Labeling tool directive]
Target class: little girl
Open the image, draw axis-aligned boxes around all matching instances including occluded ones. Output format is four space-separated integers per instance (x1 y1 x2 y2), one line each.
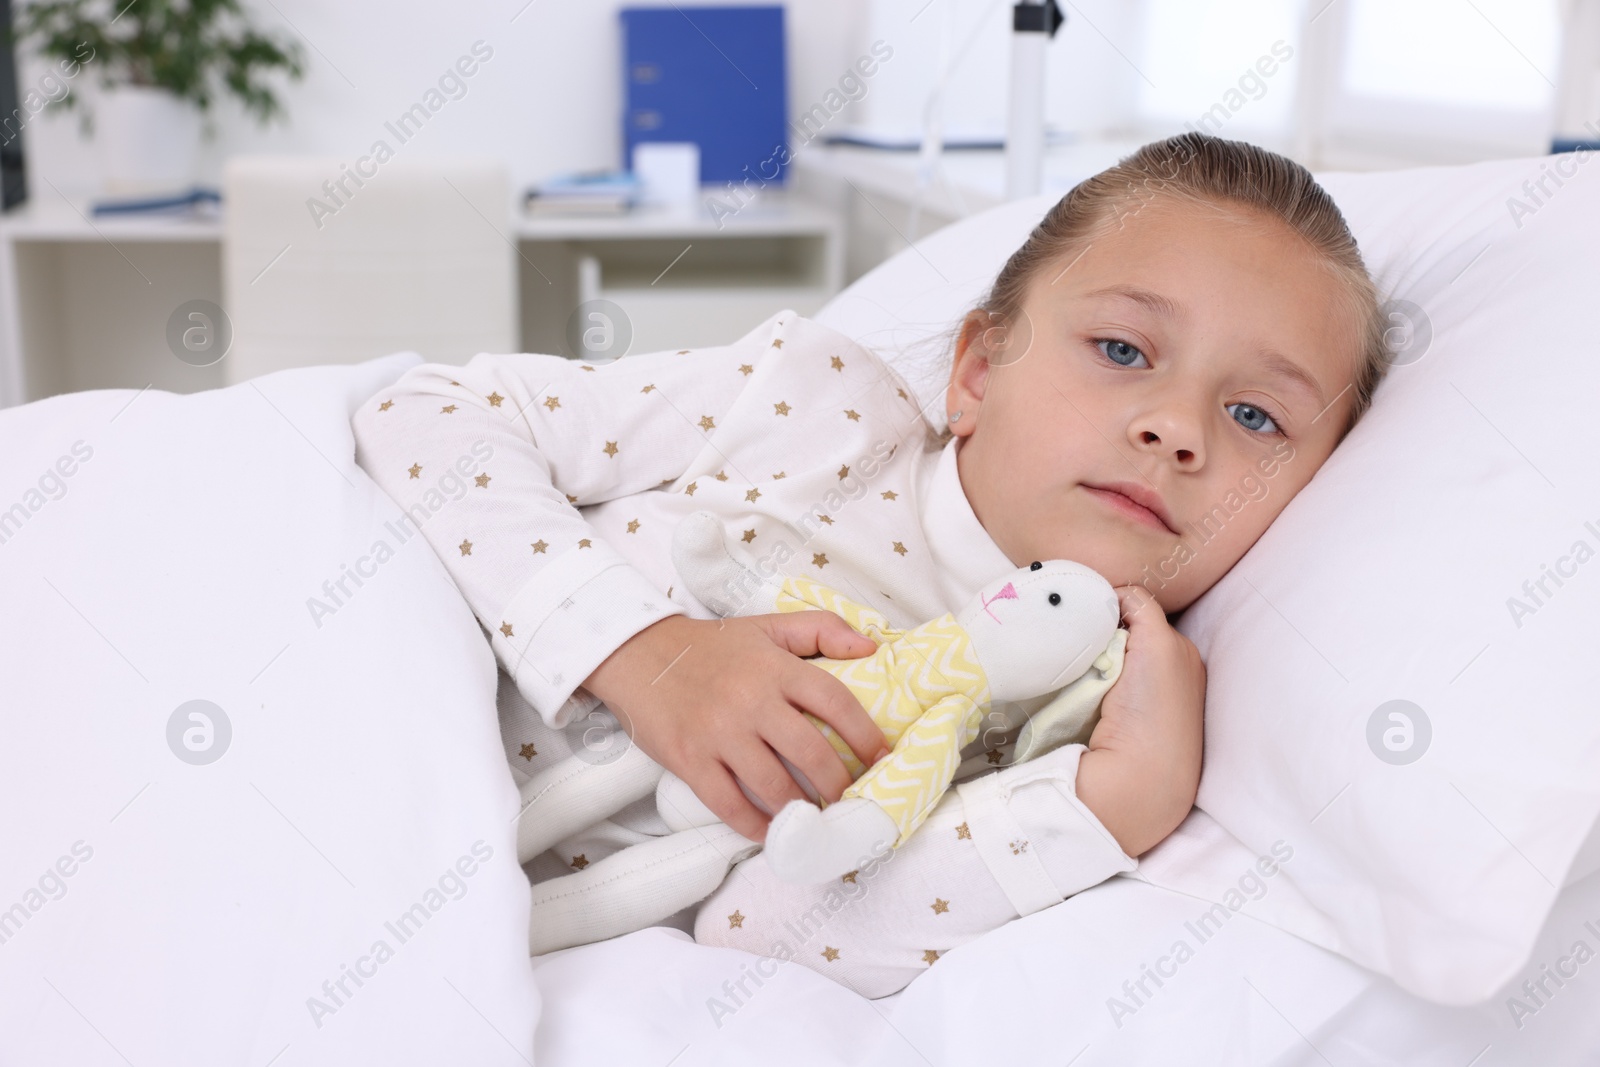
351 133 1389 997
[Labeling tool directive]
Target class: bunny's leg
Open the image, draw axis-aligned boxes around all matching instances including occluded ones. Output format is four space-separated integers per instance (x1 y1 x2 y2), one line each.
516 742 664 865
528 823 759 955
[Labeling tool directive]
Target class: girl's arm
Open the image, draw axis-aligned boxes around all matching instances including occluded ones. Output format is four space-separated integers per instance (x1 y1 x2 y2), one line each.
351 327 767 729
353 315 892 841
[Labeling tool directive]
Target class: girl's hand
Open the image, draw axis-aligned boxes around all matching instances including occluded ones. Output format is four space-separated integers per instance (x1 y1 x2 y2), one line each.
581 612 890 843
1073 585 1206 858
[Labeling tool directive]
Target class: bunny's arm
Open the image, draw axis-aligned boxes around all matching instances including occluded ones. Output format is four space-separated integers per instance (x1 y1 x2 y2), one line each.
840 688 986 847
772 575 901 645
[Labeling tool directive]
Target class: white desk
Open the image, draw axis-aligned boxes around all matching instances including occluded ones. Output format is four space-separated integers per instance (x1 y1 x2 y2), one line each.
0 194 842 409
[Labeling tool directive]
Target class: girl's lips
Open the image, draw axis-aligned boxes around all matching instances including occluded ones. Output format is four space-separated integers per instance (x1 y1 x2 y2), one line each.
1081 484 1173 533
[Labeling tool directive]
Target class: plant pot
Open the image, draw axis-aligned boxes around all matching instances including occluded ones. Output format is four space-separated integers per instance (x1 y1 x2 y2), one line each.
97 85 203 194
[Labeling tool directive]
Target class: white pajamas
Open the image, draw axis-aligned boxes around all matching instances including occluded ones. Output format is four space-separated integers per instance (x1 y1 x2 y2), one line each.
350 310 1137 994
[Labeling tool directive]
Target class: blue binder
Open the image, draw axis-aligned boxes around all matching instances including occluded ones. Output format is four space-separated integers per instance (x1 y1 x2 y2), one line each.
621 6 788 186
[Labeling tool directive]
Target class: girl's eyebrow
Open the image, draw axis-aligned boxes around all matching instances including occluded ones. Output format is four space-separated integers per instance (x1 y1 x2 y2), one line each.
1084 284 1182 319
1256 349 1328 408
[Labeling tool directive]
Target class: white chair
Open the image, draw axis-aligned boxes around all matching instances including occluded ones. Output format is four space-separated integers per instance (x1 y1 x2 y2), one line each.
221 156 516 383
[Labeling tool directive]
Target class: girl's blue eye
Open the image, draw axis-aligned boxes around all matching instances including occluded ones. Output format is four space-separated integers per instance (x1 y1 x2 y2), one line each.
1097 339 1148 367
1227 402 1279 434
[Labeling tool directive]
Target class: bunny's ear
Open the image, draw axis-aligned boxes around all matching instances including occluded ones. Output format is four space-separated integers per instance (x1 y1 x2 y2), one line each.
669 510 781 617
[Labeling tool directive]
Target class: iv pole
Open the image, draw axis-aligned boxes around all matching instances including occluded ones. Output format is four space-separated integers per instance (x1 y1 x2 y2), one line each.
1005 0 1065 199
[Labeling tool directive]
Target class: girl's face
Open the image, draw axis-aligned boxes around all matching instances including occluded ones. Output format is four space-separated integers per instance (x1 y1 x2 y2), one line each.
946 195 1362 613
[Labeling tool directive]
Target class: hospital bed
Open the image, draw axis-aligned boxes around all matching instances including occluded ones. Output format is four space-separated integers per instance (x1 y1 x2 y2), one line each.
1 153 1597 1065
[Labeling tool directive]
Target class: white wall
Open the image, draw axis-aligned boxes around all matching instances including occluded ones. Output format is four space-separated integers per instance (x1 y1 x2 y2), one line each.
22 0 863 199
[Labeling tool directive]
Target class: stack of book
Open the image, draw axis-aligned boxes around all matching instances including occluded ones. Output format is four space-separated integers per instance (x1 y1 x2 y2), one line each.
524 171 639 217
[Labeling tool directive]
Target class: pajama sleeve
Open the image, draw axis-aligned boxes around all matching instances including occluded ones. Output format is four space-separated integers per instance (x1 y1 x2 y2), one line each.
351 327 770 728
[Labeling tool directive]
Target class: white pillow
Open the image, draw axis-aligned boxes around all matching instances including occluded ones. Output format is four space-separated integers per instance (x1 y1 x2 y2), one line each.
817 153 1600 1004
0 356 542 1063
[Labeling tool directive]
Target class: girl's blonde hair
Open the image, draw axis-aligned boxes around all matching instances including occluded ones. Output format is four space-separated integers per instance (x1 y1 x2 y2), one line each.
957 132 1388 441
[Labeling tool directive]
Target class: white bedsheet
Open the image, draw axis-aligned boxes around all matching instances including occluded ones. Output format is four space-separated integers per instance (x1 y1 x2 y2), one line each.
533 858 1600 1066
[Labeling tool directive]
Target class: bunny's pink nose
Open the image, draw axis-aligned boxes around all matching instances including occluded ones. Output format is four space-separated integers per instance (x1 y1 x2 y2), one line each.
982 582 1018 622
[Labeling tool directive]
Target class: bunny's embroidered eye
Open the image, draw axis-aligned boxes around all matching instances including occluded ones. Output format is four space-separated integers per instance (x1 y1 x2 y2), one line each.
1030 561 1042 571
1048 592 1061 606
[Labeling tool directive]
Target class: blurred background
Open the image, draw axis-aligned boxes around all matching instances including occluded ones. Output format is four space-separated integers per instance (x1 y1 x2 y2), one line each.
0 0 1593 406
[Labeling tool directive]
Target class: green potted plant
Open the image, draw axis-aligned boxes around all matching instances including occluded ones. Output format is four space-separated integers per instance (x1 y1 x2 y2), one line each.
12 0 304 192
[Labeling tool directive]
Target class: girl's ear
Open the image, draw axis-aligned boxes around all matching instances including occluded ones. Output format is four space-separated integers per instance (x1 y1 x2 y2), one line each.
946 310 994 437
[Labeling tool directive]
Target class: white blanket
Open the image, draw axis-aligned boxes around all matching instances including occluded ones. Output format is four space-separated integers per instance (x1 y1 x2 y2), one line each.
0 356 540 1065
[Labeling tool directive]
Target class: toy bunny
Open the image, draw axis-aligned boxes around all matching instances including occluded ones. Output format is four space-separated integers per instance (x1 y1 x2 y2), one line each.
516 513 1124 954
657 510 1122 884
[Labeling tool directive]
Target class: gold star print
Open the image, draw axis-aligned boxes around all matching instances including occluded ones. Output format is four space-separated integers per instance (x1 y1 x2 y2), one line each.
1010 839 1030 855
844 409 861 422
742 529 756 543
641 384 656 394
566 493 579 504
821 946 840 962
882 490 898 501
773 401 791 416
771 338 784 349
458 539 473 556
813 553 829 568
532 540 548 554
602 441 619 458
685 482 698 496
407 463 422 479
745 488 761 503
893 541 908 556
714 470 729 481
819 514 834 525
626 518 641 533
475 473 491 488
571 854 589 869
986 749 1003 765
897 388 908 400
699 415 716 432
956 822 971 840
519 742 538 761
544 396 561 411
581 365 596 372
772 471 786 480
923 949 940 965
738 363 753 376
379 399 394 411
449 380 460 386
728 910 745 929
487 391 504 407
841 871 858 884
831 355 844 371
500 622 514 638
837 465 850 480
677 350 689 355
440 404 457 414
931 898 950 915
578 538 593 549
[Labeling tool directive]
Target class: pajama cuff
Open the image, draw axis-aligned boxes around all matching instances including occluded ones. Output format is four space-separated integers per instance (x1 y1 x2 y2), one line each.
493 541 684 728
954 743 1139 917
